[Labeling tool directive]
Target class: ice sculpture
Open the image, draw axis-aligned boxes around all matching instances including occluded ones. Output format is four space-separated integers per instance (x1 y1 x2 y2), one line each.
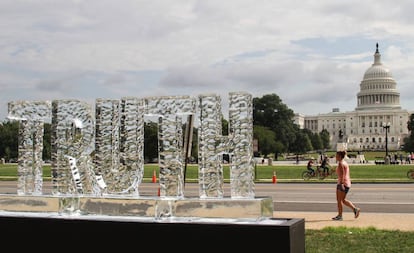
6 92 255 202
198 94 224 198
51 100 95 196
1 92 298 240
228 92 255 198
94 97 145 196
145 95 196 198
7 100 51 195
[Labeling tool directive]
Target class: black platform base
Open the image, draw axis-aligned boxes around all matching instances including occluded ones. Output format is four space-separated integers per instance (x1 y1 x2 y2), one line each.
0 212 305 252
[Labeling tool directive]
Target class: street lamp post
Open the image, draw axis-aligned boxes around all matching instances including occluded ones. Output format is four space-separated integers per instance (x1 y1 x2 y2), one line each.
382 122 391 159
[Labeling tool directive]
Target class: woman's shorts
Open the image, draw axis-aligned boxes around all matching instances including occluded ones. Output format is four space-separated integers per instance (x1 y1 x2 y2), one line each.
337 184 350 193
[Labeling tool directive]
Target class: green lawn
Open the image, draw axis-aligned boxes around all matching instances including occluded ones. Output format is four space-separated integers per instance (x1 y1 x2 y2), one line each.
306 226 414 253
1 163 413 182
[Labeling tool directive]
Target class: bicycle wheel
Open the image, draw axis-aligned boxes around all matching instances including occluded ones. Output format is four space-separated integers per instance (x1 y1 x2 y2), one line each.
317 171 326 180
407 169 414 179
330 170 337 179
302 171 311 180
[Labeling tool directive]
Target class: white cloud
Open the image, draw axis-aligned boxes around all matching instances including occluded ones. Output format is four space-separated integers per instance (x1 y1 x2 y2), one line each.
2 0 414 120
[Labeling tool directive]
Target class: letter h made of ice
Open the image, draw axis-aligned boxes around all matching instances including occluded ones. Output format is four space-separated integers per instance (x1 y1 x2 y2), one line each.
198 92 255 199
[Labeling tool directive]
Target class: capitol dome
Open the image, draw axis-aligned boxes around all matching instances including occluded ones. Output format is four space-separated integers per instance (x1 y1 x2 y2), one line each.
363 64 393 80
355 43 401 111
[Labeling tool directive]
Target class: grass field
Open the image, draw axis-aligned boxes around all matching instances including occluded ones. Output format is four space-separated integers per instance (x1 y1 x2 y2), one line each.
306 226 414 253
1 163 413 182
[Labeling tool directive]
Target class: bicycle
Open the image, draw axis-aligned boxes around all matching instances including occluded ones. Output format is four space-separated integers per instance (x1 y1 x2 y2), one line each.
302 168 322 180
325 167 338 179
407 168 414 179
302 166 337 180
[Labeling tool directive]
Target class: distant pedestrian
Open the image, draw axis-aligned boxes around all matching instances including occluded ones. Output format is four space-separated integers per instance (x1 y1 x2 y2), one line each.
332 150 360 221
320 156 330 176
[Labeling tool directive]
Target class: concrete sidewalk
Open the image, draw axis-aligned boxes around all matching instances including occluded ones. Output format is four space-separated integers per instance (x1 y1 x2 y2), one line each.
273 211 414 232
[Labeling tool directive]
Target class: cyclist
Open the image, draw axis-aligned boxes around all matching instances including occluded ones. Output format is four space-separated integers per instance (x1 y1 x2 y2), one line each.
307 159 315 176
320 156 330 176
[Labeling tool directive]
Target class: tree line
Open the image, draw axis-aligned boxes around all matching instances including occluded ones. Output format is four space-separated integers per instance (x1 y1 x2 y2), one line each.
6 93 411 162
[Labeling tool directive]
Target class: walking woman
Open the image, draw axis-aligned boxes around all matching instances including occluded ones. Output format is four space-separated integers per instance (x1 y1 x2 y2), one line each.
332 150 361 221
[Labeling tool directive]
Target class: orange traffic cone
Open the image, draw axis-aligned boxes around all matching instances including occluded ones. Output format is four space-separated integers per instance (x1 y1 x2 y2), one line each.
272 171 277 184
152 169 157 183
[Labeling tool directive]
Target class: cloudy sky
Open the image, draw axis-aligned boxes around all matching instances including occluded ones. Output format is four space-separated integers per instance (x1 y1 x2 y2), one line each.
1 0 414 121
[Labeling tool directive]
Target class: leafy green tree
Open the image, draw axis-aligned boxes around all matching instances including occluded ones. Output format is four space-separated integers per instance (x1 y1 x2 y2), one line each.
403 114 414 152
253 93 297 153
0 120 18 161
320 129 331 150
290 129 313 154
0 120 52 162
190 127 198 162
43 123 51 161
273 141 285 160
311 132 323 151
4 147 11 162
144 121 158 162
302 128 322 151
253 125 277 158
221 117 228 135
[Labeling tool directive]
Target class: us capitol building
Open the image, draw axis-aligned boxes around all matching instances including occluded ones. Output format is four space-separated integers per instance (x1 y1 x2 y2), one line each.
295 44 412 152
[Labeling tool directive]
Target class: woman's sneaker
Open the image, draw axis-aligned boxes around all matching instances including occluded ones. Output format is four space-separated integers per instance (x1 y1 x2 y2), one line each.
332 215 342 221
354 208 361 218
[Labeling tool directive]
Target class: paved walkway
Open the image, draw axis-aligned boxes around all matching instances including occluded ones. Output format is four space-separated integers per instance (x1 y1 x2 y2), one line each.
273 211 414 232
